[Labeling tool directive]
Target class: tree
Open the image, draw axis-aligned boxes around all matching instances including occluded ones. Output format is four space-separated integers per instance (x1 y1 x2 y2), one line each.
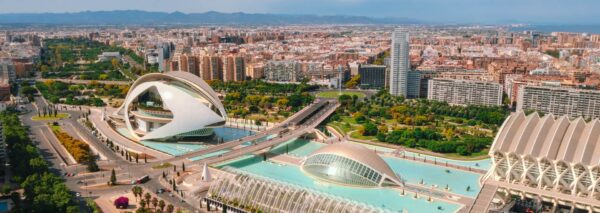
361 123 378 136
159 200 166 212
85 154 99 172
344 74 360 89
144 192 151 205
139 199 146 209
1 185 11 195
166 203 173 213
131 186 138 201
132 186 142 201
110 169 117 185
21 173 74 213
151 197 158 209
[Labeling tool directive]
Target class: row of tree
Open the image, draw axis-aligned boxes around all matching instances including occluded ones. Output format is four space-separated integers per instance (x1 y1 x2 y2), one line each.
132 185 176 213
1 110 82 212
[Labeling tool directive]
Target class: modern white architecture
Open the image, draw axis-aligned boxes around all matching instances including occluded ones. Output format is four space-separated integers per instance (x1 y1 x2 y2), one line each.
113 71 226 141
484 111 600 212
301 143 402 187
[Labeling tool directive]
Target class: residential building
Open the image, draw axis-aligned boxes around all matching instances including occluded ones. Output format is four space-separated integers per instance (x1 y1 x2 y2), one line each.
222 56 235 82
517 85 600 119
234 56 246 81
246 63 264 79
264 60 301 82
427 78 503 106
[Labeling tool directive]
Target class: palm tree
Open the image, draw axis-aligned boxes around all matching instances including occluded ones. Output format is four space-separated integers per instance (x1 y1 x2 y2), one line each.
166 204 174 213
131 187 138 201
144 192 151 204
158 200 166 212
138 187 143 200
151 197 158 210
139 199 146 210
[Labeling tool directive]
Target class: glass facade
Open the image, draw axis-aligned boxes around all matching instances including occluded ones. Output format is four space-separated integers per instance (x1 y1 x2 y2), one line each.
303 153 383 187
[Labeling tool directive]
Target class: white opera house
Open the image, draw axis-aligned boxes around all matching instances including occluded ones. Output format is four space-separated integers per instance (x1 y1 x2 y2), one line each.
112 71 227 141
484 111 600 212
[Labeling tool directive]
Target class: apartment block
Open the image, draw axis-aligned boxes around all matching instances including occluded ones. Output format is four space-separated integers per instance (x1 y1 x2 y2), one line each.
427 78 503 106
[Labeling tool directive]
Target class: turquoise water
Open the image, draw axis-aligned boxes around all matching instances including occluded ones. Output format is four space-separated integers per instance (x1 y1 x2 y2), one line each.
352 142 493 170
383 157 482 198
269 139 325 157
217 156 461 213
141 141 207 156
139 127 254 156
213 127 254 141
0 201 8 211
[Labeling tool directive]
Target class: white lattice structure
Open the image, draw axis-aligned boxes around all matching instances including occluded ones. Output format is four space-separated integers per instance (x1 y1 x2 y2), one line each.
485 111 600 212
207 168 385 213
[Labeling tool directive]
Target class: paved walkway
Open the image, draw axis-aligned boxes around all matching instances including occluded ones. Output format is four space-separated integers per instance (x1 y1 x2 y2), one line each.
468 183 497 213
381 152 487 174
88 107 171 159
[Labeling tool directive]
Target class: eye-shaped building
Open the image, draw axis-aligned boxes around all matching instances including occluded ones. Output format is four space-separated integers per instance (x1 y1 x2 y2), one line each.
301 143 403 187
115 71 226 141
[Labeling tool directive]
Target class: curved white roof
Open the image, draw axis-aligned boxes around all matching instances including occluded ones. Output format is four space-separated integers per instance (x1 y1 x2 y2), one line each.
118 71 226 141
491 111 600 166
305 143 402 185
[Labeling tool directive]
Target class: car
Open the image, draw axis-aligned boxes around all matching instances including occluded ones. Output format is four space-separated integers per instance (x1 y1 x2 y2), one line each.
76 180 84 184
169 193 174 197
156 189 164 194
75 192 81 197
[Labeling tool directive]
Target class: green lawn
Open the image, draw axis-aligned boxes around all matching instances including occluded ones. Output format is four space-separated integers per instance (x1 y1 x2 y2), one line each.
350 131 377 141
32 113 70 121
316 91 366 99
151 162 173 169
50 124 62 132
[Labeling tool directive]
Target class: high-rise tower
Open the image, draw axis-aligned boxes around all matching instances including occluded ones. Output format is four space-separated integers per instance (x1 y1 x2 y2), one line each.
389 28 409 97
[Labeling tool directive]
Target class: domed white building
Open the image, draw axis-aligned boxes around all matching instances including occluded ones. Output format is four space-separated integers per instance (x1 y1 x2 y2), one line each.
114 71 226 141
301 143 403 187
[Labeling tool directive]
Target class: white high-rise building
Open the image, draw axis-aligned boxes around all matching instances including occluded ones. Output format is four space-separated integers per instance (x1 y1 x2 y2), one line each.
389 28 410 97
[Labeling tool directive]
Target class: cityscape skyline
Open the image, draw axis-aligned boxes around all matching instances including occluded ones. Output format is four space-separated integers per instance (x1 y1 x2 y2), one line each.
0 0 599 24
1 0 600 211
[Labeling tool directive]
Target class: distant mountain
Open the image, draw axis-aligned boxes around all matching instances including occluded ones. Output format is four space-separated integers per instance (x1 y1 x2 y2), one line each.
0 10 420 25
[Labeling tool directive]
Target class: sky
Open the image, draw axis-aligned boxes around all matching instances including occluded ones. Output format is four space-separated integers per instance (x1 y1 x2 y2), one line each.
0 0 599 24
